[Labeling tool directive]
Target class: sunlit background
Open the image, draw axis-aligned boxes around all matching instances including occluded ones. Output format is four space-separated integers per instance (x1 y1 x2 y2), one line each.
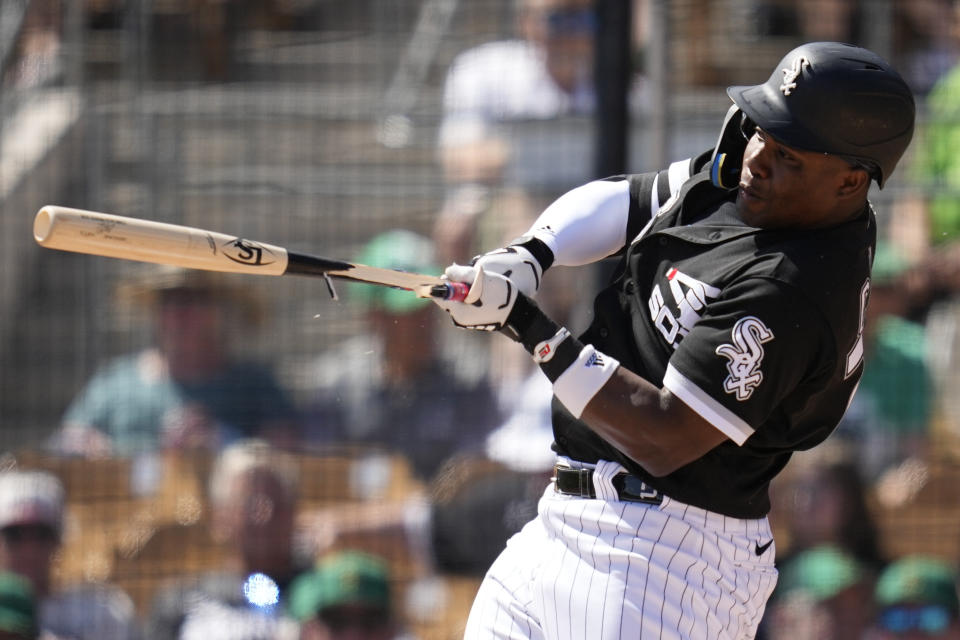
1 1 959 639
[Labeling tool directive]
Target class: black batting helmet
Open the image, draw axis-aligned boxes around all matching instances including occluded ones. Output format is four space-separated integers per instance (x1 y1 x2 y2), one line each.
727 41 915 188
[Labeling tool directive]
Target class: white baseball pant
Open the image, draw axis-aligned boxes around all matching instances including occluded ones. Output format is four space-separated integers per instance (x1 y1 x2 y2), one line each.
463 459 779 640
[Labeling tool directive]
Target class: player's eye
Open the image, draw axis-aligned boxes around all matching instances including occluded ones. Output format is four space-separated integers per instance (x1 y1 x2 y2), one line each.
758 131 797 164
777 147 800 166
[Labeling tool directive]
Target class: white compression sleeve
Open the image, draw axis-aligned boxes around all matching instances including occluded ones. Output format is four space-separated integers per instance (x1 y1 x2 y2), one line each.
526 179 632 267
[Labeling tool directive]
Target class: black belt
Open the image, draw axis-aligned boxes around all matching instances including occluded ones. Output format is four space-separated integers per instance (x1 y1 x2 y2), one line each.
553 465 663 505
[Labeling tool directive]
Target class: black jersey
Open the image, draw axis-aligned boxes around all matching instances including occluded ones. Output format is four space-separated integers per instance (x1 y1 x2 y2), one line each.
551 168 875 518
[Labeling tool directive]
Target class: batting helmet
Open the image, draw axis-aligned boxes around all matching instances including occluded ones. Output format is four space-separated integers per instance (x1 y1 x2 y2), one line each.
726 41 915 188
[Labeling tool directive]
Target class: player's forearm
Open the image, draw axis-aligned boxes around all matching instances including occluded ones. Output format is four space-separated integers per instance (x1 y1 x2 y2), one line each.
580 369 728 476
505 294 727 476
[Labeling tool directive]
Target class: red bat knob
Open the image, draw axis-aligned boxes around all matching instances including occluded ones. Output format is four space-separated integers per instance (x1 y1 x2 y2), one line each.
430 282 470 302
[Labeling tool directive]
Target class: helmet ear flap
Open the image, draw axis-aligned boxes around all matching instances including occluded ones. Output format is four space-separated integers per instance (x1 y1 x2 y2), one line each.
710 105 749 190
711 153 740 190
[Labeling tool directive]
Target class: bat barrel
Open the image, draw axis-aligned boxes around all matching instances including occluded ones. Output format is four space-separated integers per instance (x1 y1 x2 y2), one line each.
33 206 458 299
33 207 55 244
33 205 290 276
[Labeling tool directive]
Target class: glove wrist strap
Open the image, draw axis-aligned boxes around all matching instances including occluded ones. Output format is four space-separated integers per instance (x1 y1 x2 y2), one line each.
504 293 619 416
511 236 555 272
505 293 582 382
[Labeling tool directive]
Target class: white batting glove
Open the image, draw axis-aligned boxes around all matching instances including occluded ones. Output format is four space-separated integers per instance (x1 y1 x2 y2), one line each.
435 264 519 331
471 245 543 298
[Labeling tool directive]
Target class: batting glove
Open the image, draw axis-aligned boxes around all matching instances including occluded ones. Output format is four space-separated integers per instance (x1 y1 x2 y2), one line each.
435 264 518 331
470 240 551 298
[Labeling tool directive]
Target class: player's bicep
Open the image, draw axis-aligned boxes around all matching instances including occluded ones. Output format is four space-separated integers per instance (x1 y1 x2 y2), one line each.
663 279 827 445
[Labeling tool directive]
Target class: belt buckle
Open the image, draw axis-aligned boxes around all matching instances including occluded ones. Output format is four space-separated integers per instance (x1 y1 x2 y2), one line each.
575 468 593 497
553 465 595 498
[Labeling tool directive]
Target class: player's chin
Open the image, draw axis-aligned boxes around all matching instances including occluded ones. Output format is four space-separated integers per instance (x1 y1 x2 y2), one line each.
735 188 768 225
736 187 777 227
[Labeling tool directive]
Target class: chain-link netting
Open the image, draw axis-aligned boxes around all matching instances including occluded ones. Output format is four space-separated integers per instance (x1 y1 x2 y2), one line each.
0 1 958 638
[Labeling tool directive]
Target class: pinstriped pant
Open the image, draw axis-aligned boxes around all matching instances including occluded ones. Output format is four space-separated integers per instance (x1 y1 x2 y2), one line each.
463 460 779 640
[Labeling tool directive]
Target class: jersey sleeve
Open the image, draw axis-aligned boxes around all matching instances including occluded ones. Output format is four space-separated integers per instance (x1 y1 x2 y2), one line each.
661 277 832 445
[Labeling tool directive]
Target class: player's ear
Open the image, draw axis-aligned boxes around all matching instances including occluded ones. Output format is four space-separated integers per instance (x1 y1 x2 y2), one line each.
837 167 871 199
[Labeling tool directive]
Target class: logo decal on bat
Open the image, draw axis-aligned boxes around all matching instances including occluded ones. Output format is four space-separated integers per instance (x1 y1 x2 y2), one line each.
221 238 279 266
94 218 121 234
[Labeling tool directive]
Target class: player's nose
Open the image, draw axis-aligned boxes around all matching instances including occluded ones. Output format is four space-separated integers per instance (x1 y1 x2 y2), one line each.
742 138 772 180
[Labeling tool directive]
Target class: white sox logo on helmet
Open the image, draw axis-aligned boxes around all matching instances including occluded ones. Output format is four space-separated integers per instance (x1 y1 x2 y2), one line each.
779 56 810 96
715 316 774 401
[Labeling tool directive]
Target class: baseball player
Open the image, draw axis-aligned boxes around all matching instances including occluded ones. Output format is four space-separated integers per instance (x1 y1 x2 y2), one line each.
434 42 916 640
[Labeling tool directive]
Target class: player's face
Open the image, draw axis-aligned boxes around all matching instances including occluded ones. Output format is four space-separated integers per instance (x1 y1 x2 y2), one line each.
0 524 58 596
521 0 594 91
736 127 862 229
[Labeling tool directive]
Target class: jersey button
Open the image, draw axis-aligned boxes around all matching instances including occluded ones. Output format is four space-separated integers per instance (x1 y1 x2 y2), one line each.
624 280 635 295
599 327 609 338
659 237 667 246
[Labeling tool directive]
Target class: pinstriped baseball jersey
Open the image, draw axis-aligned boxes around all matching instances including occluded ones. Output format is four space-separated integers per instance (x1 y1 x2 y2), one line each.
551 168 874 518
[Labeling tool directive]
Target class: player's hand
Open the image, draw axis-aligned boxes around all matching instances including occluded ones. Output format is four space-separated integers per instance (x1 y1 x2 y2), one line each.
471 244 544 298
434 263 518 331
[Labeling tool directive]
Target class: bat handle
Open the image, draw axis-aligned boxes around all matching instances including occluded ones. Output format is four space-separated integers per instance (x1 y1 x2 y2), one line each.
430 282 470 302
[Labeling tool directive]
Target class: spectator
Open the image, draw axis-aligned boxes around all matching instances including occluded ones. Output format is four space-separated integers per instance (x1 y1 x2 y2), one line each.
905 43 960 248
50 266 299 457
770 451 885 574
4 0 62 90
796 0 861 43
146 440 310 639
0 571 37 640
428 457 543 577
287 551 410 640
298 456 542 611
304 230 503 482
894 0 959 96
892 0 960 271
0 470 139 639
0 472 62 602
438 0 599 159
482 258 592 474
893 24 960 450
760 545 875 640
868 555 960 639
833 242 935 478
434 0 649 266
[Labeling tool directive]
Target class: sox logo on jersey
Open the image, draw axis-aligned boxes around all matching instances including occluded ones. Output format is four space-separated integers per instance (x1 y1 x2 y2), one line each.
647 268 774 400
716 316 775 400
648 267 722 348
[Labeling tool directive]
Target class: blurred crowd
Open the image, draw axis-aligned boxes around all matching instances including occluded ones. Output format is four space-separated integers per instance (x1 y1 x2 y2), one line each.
4 0 960 639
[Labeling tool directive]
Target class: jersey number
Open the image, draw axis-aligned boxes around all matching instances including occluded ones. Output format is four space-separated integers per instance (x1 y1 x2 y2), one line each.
844 279 870 379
